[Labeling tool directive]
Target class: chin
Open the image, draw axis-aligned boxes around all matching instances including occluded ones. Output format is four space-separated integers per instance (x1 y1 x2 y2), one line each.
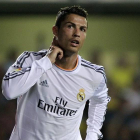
64 48 79 56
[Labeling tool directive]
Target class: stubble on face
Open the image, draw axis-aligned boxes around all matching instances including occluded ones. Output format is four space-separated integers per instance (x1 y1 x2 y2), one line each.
57 14 87 57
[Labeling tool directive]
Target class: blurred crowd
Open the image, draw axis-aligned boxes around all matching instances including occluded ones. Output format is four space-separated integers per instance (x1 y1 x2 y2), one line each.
0 49 17 140
81 49 140 140
1 47 140 140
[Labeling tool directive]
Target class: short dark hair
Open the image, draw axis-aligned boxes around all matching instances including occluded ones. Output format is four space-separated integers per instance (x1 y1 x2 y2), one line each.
55 5 88 28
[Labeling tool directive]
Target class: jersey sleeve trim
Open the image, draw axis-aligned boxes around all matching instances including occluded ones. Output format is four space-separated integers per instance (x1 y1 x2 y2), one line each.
3 67 31 80
3 50 48 81
81 59 107 83
15 51 30 68
14 50 47 68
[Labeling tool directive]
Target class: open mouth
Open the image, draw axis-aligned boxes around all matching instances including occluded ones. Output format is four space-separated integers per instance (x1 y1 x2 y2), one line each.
71 40 79 44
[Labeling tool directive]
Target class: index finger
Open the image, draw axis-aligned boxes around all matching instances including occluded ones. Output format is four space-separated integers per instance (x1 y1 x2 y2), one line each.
52 36 59 46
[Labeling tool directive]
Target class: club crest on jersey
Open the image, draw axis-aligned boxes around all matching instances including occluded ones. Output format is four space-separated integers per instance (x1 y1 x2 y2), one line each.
77 89 85 102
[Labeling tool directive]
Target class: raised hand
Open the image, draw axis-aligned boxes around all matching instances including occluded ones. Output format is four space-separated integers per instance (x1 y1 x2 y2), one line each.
47 37 63 64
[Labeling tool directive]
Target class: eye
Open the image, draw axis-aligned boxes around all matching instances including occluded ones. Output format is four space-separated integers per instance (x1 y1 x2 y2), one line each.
68 25 72 28
80 27 86 32
67 24 73 28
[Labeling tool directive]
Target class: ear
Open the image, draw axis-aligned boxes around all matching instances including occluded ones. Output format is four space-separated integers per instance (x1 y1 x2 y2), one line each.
52 26 58 38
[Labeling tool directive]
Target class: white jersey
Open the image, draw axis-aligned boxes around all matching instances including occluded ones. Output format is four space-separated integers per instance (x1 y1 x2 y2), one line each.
2 50 110 140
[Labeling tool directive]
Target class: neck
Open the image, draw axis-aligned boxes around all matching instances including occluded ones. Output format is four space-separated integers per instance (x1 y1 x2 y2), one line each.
55 53 78 70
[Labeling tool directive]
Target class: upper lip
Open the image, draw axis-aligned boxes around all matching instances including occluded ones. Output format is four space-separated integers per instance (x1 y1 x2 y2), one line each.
70 39 80 44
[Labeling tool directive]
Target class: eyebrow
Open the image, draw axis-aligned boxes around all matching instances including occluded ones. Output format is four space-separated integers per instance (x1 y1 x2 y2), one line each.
65 22 87 29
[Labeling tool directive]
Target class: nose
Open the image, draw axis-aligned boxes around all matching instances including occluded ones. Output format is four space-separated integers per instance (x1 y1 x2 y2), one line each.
73 28 80 37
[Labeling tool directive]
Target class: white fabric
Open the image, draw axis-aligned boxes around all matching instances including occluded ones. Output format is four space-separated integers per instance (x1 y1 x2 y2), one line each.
2 50 110 140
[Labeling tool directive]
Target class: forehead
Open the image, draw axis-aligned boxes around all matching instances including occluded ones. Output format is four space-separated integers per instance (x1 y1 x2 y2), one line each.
62 14 87 27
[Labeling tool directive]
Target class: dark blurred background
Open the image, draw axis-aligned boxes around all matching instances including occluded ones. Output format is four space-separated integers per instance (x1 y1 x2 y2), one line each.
0 0 140 140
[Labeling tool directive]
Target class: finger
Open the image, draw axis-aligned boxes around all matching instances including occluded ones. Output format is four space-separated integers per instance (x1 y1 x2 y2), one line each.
48 46 54 54
52 36 59 46
51 36 55 46
57 50 63 60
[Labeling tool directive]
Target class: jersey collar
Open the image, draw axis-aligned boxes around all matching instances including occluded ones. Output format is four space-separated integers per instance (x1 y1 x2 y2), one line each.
52 55 81 75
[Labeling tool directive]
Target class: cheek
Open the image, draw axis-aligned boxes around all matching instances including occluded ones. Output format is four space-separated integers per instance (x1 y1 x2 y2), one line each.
81 34 86 43
58 33 69 46
59 30 70 40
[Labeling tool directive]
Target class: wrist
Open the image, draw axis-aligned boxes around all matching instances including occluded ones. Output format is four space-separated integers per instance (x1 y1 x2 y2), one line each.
47 55 55 64
46 49 54 64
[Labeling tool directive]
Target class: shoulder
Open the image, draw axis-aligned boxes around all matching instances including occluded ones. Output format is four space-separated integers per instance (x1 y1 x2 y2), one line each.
81 57 105 74
14 49 48 68
81 57 107 83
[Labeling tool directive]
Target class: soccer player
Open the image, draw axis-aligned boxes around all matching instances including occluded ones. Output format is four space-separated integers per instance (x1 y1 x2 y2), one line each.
2 6 110 140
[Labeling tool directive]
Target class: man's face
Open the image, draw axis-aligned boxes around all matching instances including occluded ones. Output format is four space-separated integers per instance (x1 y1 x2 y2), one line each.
55 14 87 55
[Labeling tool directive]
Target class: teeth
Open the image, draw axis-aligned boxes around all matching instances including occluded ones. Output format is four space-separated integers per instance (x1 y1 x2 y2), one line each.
72 40 79 44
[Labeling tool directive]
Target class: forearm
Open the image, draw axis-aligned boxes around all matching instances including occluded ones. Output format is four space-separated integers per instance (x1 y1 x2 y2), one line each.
85 97 110 140
85 132 98 140
2 56 52 100
85 77 110 140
